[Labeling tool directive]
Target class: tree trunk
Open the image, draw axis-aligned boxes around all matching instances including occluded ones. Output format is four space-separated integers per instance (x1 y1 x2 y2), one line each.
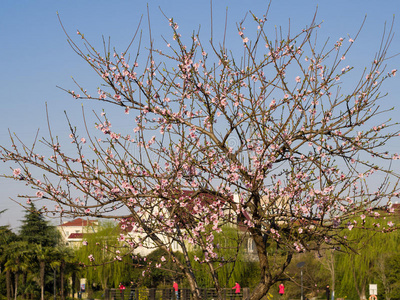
248 232 272 300
6 269 11 300
60 262 65 300
360 291 367 300
14 272 19 300
360 283 367 300
184 269 202 300
352 264 367 300
40 260 45 300
331 258 335 300
250 283 271 300
22 272 27 300
248 229 293 300
72 271 76 299
205 261 223 300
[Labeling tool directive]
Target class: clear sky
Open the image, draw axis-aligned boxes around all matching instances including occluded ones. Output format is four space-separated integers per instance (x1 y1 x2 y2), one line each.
1 0 399 229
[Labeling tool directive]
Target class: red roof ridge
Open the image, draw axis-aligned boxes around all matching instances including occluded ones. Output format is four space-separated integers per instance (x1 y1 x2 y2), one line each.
60 218 97 227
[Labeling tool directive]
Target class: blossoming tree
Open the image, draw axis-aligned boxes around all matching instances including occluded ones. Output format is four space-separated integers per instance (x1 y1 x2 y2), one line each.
1 10 399 300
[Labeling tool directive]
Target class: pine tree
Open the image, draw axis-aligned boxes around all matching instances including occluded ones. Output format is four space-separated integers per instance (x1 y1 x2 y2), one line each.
19 203 59 247
18 203 62 300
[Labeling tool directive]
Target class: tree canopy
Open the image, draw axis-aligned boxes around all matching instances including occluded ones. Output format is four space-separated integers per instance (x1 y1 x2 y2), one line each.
1 7 399 300
19 203 60 247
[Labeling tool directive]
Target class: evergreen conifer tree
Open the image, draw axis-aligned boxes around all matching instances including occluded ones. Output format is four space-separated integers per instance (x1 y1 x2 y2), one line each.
19 203 59 247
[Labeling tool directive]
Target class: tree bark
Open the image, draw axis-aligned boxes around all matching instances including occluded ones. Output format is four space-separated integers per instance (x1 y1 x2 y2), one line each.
40 260 45 300
22 272 27 300
60 262 65 300
14 272 19 300
6 269 11 300
248 232 271 300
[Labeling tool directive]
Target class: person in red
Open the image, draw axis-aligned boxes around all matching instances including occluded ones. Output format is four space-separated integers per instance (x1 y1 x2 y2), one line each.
173 281 179 300
119 283 126 300
232 282 241 298
279 283 285 296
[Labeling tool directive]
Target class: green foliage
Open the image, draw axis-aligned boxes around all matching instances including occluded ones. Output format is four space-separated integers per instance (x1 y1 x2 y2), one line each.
144 248 184 288
0 222 18 294
383 252 400 299
335 214 400 299
138 286 149 300
189 226 260 289
283 252 331 299
75 221 135 289
19 203 60 247
0 203 72 299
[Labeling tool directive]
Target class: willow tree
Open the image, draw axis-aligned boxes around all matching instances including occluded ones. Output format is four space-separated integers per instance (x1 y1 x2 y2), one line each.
336 215 400 300
75 221 128 290
190 226 260 289
1 7 400 300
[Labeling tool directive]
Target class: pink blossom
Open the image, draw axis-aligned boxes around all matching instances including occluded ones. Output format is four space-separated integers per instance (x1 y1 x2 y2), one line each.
82 241 88 246
295 76 301 83
392 69 397 76
81 138 86 144
243 37 249 43
36 191 44 198
13 168 21 177
88 254 95 261
269 100 276 108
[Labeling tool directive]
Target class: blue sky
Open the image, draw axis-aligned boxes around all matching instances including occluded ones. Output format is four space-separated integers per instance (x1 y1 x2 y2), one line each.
1 0 399 229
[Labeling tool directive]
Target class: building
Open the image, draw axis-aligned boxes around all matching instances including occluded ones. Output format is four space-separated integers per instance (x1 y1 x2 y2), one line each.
118 191 259 259
57 218 98 247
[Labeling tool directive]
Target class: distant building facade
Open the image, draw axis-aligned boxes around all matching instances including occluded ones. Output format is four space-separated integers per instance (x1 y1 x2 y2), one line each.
57 218 98 247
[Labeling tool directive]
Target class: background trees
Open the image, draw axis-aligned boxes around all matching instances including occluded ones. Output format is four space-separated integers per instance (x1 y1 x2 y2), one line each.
190 226 260 289
0 210 18 300
1 6 400 300
335 214 400 300
75 221 128 291
0 204 74 300
2 211 400 299
19 203 60 248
